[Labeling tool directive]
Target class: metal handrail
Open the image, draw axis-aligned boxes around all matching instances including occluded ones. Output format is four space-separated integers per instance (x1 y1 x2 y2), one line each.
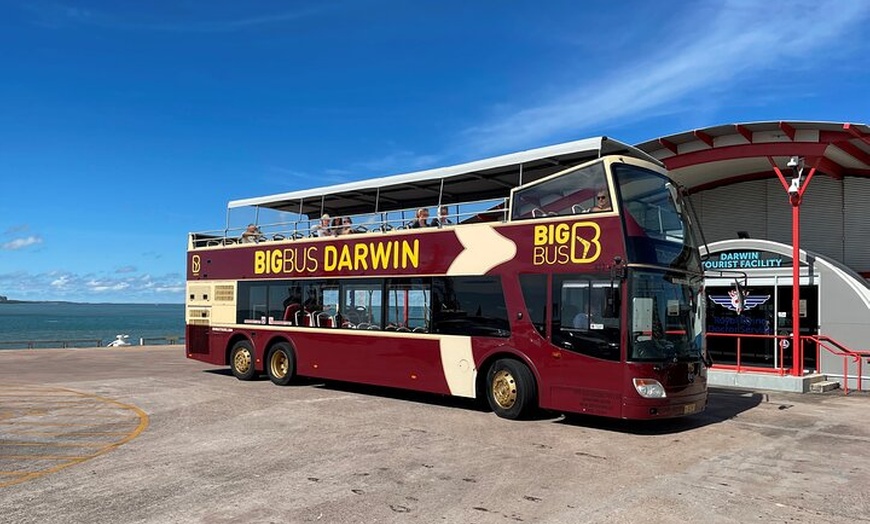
806 334 869 395
190 197 512 248
0 339 103 349
705 332 790 375
138 336 186 346
0 336 186 350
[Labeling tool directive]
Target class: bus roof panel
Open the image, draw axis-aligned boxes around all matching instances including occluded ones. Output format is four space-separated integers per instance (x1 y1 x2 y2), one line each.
229 136 661 217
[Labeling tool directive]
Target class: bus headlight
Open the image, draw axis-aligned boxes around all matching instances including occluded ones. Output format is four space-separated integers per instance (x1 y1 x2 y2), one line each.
633 378 666 398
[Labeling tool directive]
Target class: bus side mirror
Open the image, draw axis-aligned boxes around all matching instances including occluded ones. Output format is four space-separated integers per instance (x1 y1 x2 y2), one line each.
603 285 621 318
610 256 626 280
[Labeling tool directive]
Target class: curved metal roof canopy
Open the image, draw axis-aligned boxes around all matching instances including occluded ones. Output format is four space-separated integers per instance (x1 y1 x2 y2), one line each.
635 121 870 193
229 136 660 218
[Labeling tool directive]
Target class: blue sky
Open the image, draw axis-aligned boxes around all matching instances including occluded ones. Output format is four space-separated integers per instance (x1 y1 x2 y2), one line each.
1 0 868 303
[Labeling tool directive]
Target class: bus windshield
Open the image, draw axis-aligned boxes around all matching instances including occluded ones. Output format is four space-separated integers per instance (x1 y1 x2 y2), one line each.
629 270 705 362
614 165 702 273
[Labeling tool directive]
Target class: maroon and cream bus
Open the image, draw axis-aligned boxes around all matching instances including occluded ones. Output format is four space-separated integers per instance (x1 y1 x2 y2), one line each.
185 136 709 420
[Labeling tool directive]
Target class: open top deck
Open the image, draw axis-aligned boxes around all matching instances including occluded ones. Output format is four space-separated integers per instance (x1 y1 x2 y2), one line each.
228 137 660 217
191 137 664 246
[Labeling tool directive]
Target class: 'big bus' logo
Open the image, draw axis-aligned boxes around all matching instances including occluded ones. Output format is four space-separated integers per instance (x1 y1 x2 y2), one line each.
532 222 601 266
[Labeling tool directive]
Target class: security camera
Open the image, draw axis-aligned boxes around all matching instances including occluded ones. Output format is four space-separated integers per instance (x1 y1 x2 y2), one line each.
787 156 800 168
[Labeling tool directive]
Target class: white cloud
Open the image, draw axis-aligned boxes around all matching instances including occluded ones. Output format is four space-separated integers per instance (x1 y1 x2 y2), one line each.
2 235 43 250
464 0 870 151
50 274 71 288
0 270 184 303
86 280 131 292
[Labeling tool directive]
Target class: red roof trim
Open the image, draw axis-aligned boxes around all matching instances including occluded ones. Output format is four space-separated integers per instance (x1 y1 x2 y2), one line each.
844 123 870 147
832 141 870 168
693 130 714 147
778 121 796 141
818 130 863 143
807 155 844 180
664 142 829 170
735 124 753 143
688 170 778 194
658 138 679 155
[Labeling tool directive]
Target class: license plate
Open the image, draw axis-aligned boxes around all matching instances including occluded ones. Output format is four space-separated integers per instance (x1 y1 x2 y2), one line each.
683 403 697 414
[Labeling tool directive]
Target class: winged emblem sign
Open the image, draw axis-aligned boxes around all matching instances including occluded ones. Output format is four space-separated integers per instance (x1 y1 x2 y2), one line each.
709 286 770 314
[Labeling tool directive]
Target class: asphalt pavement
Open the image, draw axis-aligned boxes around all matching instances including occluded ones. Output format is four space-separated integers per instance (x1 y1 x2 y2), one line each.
0 346 868 523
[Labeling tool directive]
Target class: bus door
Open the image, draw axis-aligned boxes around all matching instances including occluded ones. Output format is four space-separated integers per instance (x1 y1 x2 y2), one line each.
548 275 624 416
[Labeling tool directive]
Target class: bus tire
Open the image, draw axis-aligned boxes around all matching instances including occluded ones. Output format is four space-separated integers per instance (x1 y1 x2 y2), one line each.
230 340 257 381
267 343 295 386
486 359 536 420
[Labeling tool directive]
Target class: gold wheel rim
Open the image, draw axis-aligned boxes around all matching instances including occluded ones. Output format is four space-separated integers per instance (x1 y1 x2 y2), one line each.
270 351 288 379
234 348 252 374
491 369 517 409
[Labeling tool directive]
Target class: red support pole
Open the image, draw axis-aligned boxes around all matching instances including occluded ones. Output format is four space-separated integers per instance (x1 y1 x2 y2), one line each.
791 201 801 376
769 156 819 377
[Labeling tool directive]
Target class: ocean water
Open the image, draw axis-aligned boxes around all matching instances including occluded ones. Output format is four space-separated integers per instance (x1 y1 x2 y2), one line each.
0 302 184 349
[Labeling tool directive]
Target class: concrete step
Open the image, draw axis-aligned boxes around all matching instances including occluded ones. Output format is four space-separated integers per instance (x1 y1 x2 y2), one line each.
804 373 828 384
810 380 841 393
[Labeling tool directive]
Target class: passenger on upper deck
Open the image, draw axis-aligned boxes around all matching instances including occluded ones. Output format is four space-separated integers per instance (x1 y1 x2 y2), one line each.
240 224 262 243
588 189 612 212
409 208 431 229
431 206 452 227
330 216 344 236
338 216 356 235
312 214 334 237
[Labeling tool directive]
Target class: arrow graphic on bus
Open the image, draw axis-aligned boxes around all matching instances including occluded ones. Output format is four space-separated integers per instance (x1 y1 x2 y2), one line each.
447 224 517 276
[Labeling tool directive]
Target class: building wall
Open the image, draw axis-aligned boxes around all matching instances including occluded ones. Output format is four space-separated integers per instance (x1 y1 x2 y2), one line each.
690 176 870 275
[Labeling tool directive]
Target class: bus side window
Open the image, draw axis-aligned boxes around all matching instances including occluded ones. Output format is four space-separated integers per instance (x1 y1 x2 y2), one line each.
431 277 510 337
552 276 620 361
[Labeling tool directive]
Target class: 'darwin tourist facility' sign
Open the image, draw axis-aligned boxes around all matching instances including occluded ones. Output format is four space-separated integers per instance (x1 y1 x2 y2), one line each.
702 250 794 271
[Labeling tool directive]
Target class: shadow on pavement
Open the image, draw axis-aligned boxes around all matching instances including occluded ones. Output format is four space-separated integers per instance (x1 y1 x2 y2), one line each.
557 386 764 434
200 369 764 432
312 379 489 414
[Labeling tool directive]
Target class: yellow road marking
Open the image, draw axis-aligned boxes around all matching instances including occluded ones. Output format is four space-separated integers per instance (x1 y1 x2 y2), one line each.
0 421 136 426
0 454 91 460
8 430 132 436
0 386 149 488
0 441 108 448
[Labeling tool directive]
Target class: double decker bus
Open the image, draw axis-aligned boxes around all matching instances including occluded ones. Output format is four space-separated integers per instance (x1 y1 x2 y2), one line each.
185 136 708 420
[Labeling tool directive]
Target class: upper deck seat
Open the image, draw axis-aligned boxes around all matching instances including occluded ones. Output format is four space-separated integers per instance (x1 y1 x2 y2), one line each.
316 312 334 328
296 310 315 327
284 303 302 323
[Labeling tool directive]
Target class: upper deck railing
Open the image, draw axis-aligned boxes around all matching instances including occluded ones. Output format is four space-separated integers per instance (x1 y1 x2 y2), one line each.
190 197 509 249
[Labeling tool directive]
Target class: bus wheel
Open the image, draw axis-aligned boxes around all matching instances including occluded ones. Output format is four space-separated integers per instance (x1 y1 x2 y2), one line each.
267 343 295 386
486 359 536 420
230 340 257 381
